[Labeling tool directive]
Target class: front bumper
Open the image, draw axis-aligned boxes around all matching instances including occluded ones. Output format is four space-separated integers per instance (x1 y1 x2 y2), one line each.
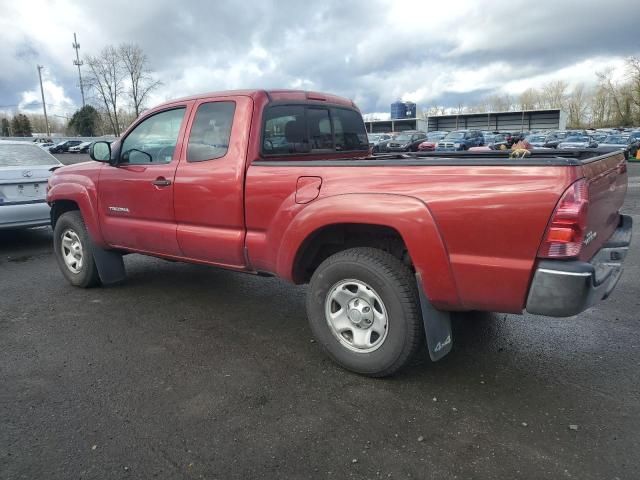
526 215 632 317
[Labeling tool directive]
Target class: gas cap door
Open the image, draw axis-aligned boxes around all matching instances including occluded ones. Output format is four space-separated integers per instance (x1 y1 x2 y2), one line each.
295 176 322 204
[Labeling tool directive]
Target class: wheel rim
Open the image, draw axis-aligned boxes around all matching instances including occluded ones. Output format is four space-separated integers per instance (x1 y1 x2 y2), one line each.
60 229 83 274
324 279 389 353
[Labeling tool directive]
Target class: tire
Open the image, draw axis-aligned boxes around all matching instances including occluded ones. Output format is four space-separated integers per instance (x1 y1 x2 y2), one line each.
306 247 424 377
53 210 101 288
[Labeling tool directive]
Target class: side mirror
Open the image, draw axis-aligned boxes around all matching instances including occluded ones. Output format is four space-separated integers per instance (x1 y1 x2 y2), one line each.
90 141 111 162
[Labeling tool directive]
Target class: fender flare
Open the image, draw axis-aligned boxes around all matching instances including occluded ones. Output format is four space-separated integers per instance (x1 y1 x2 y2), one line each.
48 179 126 284
275 193 461 310
48 178 106 248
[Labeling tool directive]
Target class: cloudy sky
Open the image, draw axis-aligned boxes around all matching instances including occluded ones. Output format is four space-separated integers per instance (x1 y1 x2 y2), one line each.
1 0 639 119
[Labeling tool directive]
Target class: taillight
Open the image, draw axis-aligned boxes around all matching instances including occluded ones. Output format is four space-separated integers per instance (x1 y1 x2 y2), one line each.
538 179 589 258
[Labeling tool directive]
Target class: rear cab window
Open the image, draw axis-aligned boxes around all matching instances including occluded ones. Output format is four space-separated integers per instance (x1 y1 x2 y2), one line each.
262 104 368 157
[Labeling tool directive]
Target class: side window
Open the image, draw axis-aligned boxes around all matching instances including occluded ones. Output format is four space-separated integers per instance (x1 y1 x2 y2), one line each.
263 105 309 155
187 102 236 162
332 108 369 151
307 108 333 150
121 108 185 164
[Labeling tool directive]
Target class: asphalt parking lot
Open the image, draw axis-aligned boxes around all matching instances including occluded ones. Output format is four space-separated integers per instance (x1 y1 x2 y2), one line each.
1 154 639 479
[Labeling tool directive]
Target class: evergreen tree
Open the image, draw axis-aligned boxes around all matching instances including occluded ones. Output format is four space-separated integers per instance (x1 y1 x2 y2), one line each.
68 105 101 136
1 118 10 136
10 114 32 137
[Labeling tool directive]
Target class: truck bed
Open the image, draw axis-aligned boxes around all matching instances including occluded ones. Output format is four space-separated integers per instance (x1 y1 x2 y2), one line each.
247 149 628 312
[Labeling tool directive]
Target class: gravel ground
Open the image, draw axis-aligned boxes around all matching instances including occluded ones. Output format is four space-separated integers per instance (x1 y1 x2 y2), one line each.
1 158 639 480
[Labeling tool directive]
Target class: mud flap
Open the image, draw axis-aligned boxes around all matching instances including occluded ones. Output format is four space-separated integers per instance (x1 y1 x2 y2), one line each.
90 241 126 285
416 273 452 361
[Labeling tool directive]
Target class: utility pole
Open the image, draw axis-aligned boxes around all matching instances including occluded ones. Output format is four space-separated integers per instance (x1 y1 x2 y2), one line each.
36 65 51 136
72 32 85 107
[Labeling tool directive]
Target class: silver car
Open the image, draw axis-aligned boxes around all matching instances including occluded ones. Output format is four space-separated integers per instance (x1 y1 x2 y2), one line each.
557 135 598 149
0 141 62 229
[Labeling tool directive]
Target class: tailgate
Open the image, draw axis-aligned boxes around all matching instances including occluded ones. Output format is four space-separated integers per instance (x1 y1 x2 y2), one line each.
579 151 628 261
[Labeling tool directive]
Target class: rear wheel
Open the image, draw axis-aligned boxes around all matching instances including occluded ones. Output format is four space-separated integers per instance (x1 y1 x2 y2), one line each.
53 210 101 288
306 247 424 377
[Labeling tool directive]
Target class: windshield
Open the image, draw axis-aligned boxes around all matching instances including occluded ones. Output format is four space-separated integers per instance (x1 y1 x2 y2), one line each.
526 135 547 142
564 136 589 142
394 134 413 142
444 132 465 140
0 143 59 167
602 135 628 144
427 133 445 141
368 134 381 141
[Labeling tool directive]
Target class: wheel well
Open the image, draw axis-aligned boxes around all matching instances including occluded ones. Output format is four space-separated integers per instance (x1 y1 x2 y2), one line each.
293 224 412 283
50 200 80 228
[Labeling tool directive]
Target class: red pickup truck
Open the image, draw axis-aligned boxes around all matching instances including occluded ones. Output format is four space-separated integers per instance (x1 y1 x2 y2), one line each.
47 89 632 376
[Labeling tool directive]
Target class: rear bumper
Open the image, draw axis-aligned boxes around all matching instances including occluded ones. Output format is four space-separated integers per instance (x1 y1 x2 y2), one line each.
386 147 409 152
526 214 633 317
0 201 51 229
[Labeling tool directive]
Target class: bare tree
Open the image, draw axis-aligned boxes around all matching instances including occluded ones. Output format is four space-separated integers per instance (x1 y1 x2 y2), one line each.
596 68 633 126
27 114 63 134
518 88 540 111
486 94 512 112
86 46 125 136
566 84 588 128
590 84 610 128
119 43 162 118
626 56 640 123
540 80 567 110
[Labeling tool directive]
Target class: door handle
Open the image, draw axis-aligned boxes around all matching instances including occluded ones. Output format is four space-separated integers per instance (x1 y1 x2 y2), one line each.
152 177 172 187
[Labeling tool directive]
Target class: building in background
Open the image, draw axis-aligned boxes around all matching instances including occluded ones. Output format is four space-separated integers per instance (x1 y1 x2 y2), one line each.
390 101 417 120
364 109 567 133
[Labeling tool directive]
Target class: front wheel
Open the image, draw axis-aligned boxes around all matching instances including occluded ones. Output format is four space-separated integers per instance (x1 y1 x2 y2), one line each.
53 210 101 288
306 247 424 377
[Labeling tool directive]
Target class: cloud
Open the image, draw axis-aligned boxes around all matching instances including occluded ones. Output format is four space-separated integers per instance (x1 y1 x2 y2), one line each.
18 73 75 118
1 0 639 117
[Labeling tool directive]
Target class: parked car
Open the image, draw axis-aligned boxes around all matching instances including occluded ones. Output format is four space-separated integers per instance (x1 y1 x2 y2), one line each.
49 140 83 153
69 141 93 153
368 133 392 153
486 133 509 148
557 135 598 149
417 132 447 151
375 133 398 153
543 131 570 148
525 134 550 148
0 141 62 229
47 89 632 377
385 131 428 152
628 130 640 143
436 130 484 151
596 134 639 157
38 142 55 150
511 131 530 143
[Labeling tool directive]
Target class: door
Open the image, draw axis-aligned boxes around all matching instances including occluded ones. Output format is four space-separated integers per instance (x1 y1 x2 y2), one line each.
173 96 252 268
98 106 189 256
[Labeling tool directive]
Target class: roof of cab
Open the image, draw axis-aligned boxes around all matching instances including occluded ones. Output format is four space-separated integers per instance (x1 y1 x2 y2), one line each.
158 89 356 109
